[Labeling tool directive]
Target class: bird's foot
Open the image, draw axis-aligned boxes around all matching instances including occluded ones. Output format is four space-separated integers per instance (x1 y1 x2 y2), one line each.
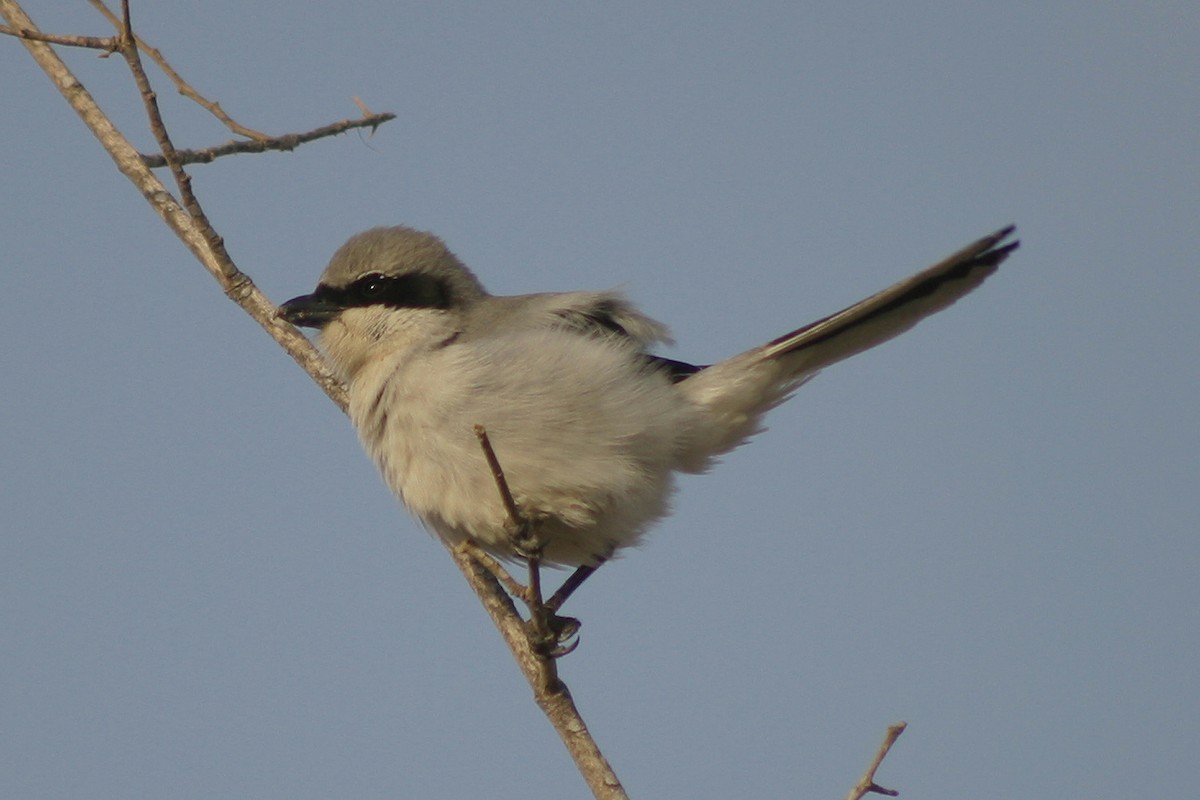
527 610 581 658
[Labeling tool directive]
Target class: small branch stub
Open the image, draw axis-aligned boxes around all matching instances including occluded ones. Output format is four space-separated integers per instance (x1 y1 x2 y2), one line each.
0 24 118 50
472 424 525 537
846 722 907 800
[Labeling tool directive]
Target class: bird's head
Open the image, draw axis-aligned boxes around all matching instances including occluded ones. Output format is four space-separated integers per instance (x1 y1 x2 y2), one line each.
278 226 487 381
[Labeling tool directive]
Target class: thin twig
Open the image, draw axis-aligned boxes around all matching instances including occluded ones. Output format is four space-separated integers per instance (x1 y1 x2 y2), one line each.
113 2 194 213
114 0 252 319
139 113 398 167
472 425 525 529
0 24 117 50
845 722 907 800
89 0 395 167
0 0 348 409
89 0 393 167
89 0 269 139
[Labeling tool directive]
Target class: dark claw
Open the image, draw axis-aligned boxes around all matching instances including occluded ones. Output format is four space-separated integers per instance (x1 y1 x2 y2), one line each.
548 613 581 642
547 637 580 658
528 613 582 658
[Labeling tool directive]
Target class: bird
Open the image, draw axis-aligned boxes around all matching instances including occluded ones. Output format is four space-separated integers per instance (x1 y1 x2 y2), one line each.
279 225 1018 582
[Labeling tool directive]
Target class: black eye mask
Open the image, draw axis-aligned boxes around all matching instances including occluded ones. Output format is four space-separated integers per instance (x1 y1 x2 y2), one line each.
324 272 453 310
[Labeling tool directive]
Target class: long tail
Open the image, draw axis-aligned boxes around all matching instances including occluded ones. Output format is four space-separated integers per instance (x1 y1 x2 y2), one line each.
677 226 1019 467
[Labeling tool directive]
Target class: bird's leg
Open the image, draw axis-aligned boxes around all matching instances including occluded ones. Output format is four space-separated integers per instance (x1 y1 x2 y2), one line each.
546 562 603 613
514 528 580 655
473 425 580 657
513 520 582 656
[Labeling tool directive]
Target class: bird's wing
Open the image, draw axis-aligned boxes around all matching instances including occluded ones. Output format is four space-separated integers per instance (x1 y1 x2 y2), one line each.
544 292 673 345
547 292 709 382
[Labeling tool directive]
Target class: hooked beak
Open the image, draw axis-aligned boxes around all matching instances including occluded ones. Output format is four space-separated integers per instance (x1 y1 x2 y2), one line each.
277 292 341 329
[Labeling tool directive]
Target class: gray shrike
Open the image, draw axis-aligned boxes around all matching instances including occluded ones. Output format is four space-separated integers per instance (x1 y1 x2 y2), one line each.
280 226 1017 573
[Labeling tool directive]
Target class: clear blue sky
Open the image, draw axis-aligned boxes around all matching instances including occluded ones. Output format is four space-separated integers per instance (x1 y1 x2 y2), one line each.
2 3 1196 798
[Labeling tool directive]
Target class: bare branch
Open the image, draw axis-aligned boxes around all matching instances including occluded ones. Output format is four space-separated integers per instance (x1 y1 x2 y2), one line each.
112 1 215 247
468 426 632 789
0 24 117 50
88 0 268 139
70 0 395 173
0 0 348 409
88 0 396 167
845 722 907 800
138 113 398 167
450 545 629 799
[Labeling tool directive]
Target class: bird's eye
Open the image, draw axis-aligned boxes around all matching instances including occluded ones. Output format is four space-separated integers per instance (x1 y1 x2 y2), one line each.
343 272 451 310
358 273 388 299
